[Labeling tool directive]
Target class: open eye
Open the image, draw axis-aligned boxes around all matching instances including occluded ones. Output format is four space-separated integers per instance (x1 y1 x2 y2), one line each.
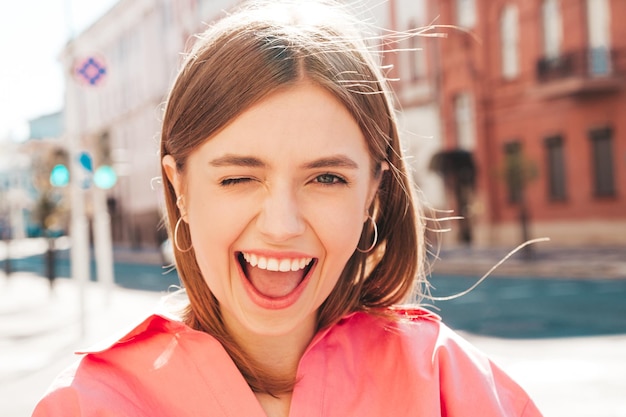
220 177 253 187
314 173 347 185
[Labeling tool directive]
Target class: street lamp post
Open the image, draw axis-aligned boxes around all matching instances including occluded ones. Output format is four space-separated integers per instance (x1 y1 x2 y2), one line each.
93 171 115 305
71 53 115 311
66 90 91 338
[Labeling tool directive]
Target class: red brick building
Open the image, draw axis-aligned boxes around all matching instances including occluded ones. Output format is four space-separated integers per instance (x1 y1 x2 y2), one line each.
424 0 626 246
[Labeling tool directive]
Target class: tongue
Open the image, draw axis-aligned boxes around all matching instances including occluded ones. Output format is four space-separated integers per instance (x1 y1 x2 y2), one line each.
247 267 305 298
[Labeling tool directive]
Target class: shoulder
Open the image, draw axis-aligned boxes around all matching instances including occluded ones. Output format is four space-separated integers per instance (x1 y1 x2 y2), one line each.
33 314 230 416
336 307 499 367
316 307 446 370
324 308 543 416
329 306 445 349
76 313 191 354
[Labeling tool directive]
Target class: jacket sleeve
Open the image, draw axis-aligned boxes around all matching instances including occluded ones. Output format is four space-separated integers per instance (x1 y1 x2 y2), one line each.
31 362 84 417
32 387 83 417
434 323 544 417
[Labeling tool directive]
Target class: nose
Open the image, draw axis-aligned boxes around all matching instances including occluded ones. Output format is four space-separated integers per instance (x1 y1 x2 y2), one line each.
256 185 305 242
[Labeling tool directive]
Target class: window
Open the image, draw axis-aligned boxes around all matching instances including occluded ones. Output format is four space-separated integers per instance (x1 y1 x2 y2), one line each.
501 5 520 79
504 141 523 204
545 135 567 200
589 127 615 197
542 0 562 59
456 0 477 29
587 0 612 76
403 20 426 83
454 92 476 150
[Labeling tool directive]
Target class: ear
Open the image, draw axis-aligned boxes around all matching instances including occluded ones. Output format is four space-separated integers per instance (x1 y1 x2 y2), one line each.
364 161 389 220
162 155 182 198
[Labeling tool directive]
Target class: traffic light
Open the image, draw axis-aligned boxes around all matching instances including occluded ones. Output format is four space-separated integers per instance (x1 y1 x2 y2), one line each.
93 165 117 189
50 164 70 187
49 154 117 190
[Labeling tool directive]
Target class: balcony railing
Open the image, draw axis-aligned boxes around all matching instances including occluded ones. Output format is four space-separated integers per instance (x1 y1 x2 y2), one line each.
537 47 623 82
534 48 625 96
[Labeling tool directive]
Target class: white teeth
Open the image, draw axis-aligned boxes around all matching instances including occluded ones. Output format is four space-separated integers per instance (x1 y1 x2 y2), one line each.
267 258 279 271
278 259 291 272
241 252 312 272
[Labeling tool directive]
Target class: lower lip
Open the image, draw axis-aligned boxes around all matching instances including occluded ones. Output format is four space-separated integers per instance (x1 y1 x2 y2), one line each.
236 257 316 310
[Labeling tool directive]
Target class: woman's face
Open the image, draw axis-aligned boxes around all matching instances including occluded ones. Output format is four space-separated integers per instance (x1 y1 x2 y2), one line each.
164 83 382 341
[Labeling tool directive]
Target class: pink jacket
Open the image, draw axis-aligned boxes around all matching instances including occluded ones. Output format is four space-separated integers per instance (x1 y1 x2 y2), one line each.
33 308 542 416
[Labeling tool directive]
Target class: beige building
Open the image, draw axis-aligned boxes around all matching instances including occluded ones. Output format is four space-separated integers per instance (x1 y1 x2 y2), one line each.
60 0 445 249
60 0 228 248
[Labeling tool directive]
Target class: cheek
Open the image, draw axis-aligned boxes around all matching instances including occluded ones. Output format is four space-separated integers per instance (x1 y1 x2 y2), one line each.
324 215 361 255
187 191 254 246
314 219 362 305
186 199 250 288
311 200 366 273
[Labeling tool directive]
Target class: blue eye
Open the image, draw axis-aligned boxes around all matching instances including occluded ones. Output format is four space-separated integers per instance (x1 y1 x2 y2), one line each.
220 177 252 186
315 173 347 185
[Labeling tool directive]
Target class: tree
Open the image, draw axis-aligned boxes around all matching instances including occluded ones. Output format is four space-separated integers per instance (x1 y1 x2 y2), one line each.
500 144 538 259
429 149 477 245
30 145 70 287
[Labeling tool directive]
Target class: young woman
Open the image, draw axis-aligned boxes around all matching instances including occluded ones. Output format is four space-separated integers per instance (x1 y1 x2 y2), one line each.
33 1 543 416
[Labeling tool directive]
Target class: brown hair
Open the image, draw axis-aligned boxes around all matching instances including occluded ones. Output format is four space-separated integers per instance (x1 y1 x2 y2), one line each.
160 0 425 395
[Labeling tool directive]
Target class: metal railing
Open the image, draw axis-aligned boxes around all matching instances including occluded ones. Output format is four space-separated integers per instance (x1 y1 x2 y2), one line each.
536 47 624 83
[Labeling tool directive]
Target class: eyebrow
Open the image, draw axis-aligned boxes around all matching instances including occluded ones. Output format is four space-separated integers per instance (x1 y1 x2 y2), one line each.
209 155 266 168
209 154 359 170
301 155 359 170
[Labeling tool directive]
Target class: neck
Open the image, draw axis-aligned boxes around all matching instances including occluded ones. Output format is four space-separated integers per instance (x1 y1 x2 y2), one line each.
244 324 315 381
224 314 317 384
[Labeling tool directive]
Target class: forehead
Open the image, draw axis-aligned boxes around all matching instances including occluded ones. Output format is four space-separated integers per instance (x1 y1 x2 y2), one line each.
192 83 371 166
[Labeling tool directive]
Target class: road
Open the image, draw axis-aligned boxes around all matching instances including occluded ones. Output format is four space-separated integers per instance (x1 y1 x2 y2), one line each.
9 248 626 339
428 274 626 338
2 246 180 293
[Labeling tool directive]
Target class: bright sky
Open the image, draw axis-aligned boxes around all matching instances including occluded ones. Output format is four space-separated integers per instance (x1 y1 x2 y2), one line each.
0 0 119 142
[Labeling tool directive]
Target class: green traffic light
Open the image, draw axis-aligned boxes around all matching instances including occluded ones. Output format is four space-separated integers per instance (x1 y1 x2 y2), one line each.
94 165 117 189
50 164 70 187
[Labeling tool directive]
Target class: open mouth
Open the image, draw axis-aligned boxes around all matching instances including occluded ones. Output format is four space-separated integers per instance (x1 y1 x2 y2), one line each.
237 252 316 304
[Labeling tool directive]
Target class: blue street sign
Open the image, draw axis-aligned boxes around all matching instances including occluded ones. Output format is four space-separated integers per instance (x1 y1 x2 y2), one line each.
77 152 93 189
79 152 93 172
78 152 93 172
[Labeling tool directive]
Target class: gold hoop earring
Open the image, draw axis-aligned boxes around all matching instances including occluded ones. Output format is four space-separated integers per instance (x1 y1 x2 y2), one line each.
174 217 193 253
356 215 378 253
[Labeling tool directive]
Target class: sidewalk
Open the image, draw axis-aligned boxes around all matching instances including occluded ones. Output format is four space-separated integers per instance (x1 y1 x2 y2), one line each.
0 271 165 417
430 244 626 279
464 331 626 417
1 257 626 416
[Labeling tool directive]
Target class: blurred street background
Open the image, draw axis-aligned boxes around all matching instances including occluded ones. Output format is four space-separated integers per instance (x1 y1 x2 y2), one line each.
2 0 626 416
